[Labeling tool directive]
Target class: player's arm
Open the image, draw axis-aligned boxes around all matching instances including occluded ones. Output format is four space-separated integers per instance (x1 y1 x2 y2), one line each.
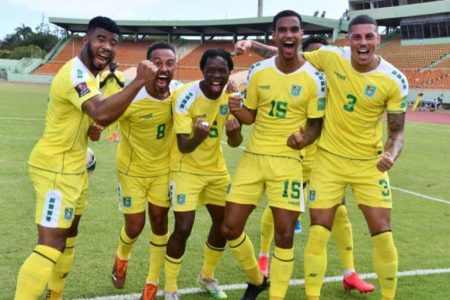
287 118 323 150
82 60 156 127
235 40 278 58
228 93 257 125
377 112 405 172
176 119 210 153
225 118 243 147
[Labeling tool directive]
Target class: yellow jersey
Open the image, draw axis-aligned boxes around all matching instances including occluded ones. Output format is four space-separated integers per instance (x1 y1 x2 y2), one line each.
28 57 100 174
171 81 231 175
244 57 326 160
116 86 173 177
305 46 408 159
100 70 125 98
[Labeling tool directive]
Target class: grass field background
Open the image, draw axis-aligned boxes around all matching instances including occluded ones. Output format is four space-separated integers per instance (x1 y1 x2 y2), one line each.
1 82 449 299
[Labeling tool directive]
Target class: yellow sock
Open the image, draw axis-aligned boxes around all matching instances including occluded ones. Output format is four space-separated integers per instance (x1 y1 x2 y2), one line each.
15 245 61 300
48 237 76 293
201 242 225 279
260 207 274 256
372 232 398 299
331 205 354 272
146 233 168 283
164 255 183 293
229 232 262 285
117 227 137 260
269 247 294 299
304 225 331 298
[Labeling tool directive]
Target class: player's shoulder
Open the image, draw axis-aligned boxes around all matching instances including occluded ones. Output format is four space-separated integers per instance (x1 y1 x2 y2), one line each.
301 62 326 94
377 58 409 94
174 81 200 114
247 57 275 79
57 57 96 87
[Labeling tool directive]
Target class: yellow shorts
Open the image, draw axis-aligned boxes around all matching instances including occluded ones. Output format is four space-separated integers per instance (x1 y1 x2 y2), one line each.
117 172 170 214
227 153 304 212
29 166 88 229
302 159 313 183
170 171 230 212
308 149 392 209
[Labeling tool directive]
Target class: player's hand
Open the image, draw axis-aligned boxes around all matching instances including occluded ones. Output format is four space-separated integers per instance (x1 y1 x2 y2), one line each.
377 151 394 172
287 127 305 150
135 60 157 86
225 118 241 135
228 93 243 114
234 40 252 56
88 123 104 141
226 79 238 94
193 118 210 142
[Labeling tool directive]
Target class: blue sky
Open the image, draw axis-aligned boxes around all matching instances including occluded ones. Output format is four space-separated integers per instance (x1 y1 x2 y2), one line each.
0 0 348 39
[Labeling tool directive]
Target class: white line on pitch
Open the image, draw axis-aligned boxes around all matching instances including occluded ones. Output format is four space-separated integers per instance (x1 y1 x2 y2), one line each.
391 186 450 205
75 268 450 300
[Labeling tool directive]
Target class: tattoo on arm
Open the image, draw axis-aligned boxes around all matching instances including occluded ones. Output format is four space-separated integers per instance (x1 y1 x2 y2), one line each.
251 41 278 58
385 113 405 160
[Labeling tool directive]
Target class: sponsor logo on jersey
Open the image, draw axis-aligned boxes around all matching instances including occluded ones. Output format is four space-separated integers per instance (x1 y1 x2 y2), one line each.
290 84 302 97
220 104 229 115
64 207 74 220
364 84 377 98
258 85 270 90
139 113 153 119
334 71 346 80
75 82 90 98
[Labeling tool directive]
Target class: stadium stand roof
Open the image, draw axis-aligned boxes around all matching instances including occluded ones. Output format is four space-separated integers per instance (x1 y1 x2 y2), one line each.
49 15 349 39
349 0 450 27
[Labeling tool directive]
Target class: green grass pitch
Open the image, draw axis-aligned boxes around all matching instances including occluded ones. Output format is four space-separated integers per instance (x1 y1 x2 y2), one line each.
0 82 449 299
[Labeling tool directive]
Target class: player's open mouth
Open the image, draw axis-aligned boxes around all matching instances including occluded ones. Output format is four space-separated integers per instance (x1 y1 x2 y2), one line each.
282 41 296 55
357 48 370 59
210 81 223 93
96 54 110 64
156 75 169 89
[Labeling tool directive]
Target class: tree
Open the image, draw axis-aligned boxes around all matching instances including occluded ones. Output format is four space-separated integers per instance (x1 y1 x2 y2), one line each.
0 22 60 59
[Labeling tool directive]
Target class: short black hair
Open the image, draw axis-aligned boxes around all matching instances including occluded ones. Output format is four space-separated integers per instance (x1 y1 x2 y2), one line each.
86 16 120 35
199 48 234 72
348 14 378 32
302 35 328 51
272 10 303 31
146 41 176 60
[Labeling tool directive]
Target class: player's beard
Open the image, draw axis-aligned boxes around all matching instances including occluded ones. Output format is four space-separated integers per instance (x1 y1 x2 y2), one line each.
87 41 113 72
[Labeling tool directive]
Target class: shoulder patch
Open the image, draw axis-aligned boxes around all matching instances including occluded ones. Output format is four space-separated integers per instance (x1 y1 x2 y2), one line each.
175 84 198 114
74 82 90 98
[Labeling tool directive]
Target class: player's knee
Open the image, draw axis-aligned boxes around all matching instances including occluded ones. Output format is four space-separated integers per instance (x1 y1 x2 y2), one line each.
221 223 240 241
125 222 145 239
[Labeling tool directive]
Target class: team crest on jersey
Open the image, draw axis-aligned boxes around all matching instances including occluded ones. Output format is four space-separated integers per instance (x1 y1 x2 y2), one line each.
122 196 132 208
290 84 302 97
308 190 316 201
64 207 74 220
75 82 90 98
177 194 186 205
364 84 377 98
220 104 229 115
